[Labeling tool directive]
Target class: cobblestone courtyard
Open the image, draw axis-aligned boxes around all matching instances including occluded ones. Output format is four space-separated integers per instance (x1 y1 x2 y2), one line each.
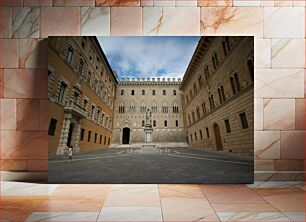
48 148 253 184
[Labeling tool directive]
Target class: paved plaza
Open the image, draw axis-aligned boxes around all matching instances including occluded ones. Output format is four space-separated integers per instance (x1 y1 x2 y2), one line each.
48 148 253 184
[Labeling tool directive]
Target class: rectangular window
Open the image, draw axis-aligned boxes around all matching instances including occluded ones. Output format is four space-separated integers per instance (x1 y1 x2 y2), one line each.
80 128 85 141
88 131 91 142
173 89 176 95
104 136 106 145
152 90 155 95
206 127 210 138
200 130 203 140
94 133 97 143
194 132 197 141
239 112 249 129
224 119 231 133
66 47 74 64
142 89 145 95
163 89 166 95
58 82 67 103
121 90 124 95
48 118 57 136
100 135 102 144
108 138 110 145
83 99 88 110
190 134 193 142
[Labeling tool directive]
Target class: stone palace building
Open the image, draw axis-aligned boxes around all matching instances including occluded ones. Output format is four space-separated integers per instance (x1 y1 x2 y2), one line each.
48 36 254 155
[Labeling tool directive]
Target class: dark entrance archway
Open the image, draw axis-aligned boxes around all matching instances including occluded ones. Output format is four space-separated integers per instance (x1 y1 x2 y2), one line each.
122 127 130 144
67 123 74 147
213 124 223 151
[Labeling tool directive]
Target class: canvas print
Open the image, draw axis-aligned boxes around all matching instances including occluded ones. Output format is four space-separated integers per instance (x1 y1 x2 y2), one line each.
48 36 254 183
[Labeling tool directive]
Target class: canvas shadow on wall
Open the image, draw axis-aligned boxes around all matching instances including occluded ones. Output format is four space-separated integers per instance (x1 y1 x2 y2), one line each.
47 36 254 184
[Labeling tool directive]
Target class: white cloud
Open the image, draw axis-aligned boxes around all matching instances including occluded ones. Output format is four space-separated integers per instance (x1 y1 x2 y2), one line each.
98 36 199 79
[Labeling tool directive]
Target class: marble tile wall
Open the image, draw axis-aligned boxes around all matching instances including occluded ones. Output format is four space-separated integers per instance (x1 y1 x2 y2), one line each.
0 0 304 181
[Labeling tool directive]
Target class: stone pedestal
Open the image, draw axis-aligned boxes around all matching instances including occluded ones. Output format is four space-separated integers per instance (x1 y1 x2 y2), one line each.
141 125 159 154
144 126 153 143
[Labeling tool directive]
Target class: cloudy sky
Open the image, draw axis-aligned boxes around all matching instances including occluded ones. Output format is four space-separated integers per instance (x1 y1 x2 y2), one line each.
98 36 200 79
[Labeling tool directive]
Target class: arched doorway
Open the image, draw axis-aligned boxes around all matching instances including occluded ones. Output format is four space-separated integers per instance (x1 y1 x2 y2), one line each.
67 123 74 147
122 127 130 144
213 124 223 151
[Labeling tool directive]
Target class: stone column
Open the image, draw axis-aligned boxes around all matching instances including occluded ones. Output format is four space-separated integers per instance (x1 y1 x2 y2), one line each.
56 113 72 155
74 119 82 153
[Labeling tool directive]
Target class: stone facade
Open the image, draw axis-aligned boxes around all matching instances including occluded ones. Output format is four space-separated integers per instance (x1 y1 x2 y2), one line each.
112 78 186 145
48 36 117 155
180 36 254 154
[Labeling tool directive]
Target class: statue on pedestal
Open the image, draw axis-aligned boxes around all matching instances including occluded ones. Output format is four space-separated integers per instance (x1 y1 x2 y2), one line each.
145 109 152 127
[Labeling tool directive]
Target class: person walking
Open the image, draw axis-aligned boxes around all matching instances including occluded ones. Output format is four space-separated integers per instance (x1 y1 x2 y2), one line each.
67 145 73 163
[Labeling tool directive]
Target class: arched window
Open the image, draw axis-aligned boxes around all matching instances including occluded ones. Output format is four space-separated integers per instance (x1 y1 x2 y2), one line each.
172 102 179 113
230 73 241 95
193 82 197 94
129 101 135 113
119 103 125 114
140 102 146 113
230 76 236 95
234 73 241 92
204 66 210 80
218 85 226 104
212 52 219 69
211 95 215 108
198 75 203 87
196 106 200 119
151 102 157 113
209 95 215 110
120 89 124 95
142 120 145 127
142 89 145 95
164 120 167 127
222 37 231 56
202 102 206 114
131 89 135 95
222 41 227 55
221 85 226 102
247 59 254 82
175 120 178 127
218 88 222 103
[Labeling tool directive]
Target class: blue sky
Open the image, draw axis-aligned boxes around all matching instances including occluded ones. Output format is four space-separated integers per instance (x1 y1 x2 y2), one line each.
98 36 200 79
